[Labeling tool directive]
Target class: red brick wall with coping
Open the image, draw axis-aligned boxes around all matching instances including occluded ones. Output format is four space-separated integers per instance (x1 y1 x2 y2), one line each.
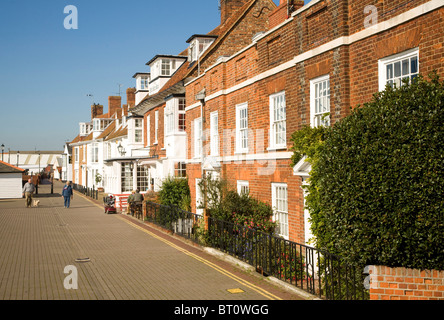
367 265 444 300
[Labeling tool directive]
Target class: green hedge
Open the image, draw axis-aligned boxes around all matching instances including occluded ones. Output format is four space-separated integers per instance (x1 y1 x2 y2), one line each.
158 176 191 211
304 73 443 270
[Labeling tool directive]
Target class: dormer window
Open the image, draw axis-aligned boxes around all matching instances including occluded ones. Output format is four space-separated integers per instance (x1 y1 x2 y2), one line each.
93 119 101 131
80 123 87 136
140 76 149 90
92 119 112 132
164 95 186 136
133 73 150 92
186 35 217 63
145 55 186 95
162 59 171 76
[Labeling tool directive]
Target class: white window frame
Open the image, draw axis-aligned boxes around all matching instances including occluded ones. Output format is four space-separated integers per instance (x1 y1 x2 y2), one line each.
237 180 249 195
210 111 219 156
134 118 143 143
91 143 99 163
178 98 186 132
80 123 87 135
174 162 187 178
161 59 171 76
189 38 215 63
269 91 286 149
164 102 175 137
195 178 203 216
140 76 149 90
236 103 249 154
107 143 111 160
272 183 289 239
154 110 159 144
378 47 419 91
310 75 330 128
194 117 202 158
146 115 150 146
74 147 79 163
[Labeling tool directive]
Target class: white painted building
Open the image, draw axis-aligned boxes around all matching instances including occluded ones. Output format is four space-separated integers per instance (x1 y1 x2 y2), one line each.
0 161 25 199
4 151 63 176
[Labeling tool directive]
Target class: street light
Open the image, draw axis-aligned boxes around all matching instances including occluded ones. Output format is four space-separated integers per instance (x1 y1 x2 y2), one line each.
16 151 19 167
1 144 4 161
117 142 126 156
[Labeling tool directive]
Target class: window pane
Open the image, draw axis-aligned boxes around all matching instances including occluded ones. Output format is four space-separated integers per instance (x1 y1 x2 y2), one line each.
411 57 418 74
402 59 409 76
394 61 401 77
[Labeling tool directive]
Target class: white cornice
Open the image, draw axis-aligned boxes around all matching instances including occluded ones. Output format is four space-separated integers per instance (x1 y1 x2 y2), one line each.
185 0 443 111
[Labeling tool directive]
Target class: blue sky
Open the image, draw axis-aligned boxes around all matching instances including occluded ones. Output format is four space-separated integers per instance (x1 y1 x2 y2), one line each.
0 0 309 152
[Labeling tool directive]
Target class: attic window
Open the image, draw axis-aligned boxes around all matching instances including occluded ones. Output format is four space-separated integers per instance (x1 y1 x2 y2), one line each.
187 35 217 62
161 59 171 76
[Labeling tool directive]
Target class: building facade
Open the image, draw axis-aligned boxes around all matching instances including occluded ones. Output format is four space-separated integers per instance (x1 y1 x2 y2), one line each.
183 0 444 244
67 0 444 246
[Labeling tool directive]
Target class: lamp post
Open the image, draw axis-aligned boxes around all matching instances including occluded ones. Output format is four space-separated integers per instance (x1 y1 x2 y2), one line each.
1 144 4 161
16 151 19 167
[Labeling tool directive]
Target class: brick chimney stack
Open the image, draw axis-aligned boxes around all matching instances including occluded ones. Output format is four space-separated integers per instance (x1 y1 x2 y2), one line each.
269 0 304 29
91 104 103 120
220 0 249 25
108 96 122 117
126 87 136 108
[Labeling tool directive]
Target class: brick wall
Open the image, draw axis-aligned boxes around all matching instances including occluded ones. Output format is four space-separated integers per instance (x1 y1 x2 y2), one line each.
184 0 444 244
367 265 444 300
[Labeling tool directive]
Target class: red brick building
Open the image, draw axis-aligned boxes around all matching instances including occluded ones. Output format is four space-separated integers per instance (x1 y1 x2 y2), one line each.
130 0 277 191
184 0 444 244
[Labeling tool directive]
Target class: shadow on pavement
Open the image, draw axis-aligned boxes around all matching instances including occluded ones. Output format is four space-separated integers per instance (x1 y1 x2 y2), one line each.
34 193 62 198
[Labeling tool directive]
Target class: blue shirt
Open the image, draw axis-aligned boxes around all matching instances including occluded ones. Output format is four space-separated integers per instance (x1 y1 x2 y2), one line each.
62 185 73 197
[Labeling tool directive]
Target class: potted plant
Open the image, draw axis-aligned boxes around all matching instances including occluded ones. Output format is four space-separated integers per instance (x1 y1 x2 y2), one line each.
95 172 104 192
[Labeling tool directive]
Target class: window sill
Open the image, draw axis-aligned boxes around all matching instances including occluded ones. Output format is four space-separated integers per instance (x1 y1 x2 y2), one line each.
267 146 287 151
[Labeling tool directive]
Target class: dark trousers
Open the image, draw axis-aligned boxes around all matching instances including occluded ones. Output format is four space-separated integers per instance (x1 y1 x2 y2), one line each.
64 196 71 208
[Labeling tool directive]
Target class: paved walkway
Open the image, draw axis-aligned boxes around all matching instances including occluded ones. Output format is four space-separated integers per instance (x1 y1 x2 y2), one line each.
0 181 305 301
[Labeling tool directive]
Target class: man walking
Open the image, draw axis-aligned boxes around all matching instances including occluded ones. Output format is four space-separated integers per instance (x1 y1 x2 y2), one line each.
62 181 73 208
22 178 35 208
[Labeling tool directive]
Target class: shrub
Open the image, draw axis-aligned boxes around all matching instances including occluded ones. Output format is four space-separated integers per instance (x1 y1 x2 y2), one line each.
303 73 444 270
198 174 276 233
158 176 191 211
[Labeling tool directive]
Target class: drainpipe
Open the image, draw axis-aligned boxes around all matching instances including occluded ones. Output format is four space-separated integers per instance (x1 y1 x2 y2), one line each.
195 89 207 230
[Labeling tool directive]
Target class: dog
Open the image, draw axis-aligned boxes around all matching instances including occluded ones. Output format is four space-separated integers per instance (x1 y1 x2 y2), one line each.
33 200 40 207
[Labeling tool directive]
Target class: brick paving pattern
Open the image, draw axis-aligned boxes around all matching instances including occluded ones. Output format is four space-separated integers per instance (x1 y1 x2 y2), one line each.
0 181 304 300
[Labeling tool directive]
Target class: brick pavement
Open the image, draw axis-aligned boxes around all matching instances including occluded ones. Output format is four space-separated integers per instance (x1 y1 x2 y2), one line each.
0 180 306 301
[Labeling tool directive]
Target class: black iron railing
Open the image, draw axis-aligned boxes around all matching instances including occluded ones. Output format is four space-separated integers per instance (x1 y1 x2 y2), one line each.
145 202 204 243
144 201 369 300
72 183 99 200
206 216 369 300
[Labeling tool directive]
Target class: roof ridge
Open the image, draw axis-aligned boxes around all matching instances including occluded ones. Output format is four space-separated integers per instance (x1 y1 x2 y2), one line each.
0 160 25 172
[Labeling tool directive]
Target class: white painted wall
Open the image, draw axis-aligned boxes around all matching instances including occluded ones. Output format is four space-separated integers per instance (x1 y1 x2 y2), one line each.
0 173 23 199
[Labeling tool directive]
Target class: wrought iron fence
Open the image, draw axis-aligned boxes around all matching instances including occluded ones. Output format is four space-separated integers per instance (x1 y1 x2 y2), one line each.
145 201 204 243
72 183 99 200
144 201 369 300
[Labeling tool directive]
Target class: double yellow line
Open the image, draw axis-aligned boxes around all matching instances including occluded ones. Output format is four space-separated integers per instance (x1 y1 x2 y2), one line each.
117 216 282 301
